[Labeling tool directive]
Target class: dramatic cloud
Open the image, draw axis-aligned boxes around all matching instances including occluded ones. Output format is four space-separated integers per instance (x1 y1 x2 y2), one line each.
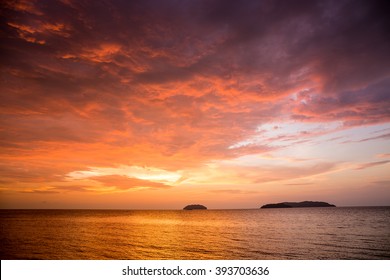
0 0 389 208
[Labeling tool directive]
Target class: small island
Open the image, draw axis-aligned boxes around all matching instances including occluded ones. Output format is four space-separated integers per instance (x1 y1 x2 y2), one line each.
183 204 207 210
260 201 336 209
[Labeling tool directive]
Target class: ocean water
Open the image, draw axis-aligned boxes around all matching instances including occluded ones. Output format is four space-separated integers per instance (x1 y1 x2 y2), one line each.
1 207 389 260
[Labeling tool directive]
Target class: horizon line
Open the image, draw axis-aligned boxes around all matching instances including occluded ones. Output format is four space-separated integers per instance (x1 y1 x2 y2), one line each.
1 205 389 211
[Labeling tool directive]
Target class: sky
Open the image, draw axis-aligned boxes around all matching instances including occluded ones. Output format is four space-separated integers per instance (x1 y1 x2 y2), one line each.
0 0 389 209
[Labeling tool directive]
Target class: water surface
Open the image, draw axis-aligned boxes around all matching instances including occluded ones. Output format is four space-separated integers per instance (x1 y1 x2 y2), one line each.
1 207 389 259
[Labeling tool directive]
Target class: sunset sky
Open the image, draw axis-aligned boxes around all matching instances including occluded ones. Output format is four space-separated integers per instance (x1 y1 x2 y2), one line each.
1 0 389 209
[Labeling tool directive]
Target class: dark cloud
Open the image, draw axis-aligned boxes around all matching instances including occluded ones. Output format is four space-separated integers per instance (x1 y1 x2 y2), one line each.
3 0 388 97
295 78 390 125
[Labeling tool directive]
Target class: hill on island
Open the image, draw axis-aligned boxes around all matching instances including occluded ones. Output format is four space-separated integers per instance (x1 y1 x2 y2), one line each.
260 201 336 209
183 204 207 210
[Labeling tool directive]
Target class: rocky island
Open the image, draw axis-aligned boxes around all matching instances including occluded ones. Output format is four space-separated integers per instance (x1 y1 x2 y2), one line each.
183 204 207 210
260 201 336 209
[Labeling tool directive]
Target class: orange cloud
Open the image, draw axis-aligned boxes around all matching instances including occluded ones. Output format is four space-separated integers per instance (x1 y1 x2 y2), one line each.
5 0 43 15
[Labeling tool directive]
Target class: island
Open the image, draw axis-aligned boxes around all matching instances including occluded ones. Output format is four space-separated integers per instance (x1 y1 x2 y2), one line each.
183 204 207 210
260 201 336 209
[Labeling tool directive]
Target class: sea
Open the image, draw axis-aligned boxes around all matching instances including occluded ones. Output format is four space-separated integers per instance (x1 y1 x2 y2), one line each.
1 207 389 260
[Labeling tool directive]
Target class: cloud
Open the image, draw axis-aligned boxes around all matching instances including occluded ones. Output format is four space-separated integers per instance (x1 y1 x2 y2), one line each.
184 159 341 186
376 154 390 158
293 79 390 125
354 160 390 170
17 185 92 194
20 189 60 194
356 132 390 143
284 183 315 186
67 165 182 183
91 175 171 190
370 180 390 186
339 130 390 145
4 0 44 16
209 189 259 195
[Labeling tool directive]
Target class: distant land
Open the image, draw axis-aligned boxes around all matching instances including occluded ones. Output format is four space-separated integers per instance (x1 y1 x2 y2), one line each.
183 204 207 210
260 201 336 209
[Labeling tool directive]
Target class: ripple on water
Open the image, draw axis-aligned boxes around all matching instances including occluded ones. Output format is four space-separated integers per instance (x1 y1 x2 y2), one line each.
1 207 389 259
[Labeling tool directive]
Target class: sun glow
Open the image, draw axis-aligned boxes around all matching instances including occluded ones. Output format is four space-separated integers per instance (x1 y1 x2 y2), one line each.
67 165 182 184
